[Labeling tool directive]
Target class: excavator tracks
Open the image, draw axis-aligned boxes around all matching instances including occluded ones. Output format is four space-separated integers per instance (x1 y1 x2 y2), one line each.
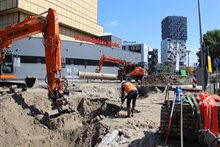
0 80 27 92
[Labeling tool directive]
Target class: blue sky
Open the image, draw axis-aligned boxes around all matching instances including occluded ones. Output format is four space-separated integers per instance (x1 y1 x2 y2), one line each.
98 0 220 65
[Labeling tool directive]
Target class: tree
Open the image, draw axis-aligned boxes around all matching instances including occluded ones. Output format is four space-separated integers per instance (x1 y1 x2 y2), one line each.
203 29 220 69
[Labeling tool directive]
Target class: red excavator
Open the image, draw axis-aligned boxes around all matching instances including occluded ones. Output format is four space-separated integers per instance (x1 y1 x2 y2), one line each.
96 54 148 82
0 8 70 117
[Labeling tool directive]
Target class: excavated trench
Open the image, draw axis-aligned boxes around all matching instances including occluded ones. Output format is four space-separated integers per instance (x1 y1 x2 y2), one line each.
40 98 121 147
7 92 122 147
43 98 121 129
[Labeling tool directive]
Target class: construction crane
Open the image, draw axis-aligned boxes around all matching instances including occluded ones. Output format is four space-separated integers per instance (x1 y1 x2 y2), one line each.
0 8 70 117
96 54 148 82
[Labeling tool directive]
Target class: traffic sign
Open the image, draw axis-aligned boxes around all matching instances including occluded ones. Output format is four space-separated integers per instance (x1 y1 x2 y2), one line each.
213 58 220 68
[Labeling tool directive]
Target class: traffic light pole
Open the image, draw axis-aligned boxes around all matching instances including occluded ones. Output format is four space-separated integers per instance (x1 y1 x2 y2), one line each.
198 0 206 91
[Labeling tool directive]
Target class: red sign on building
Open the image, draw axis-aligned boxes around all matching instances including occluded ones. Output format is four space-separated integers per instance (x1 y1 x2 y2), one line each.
74 35 120 48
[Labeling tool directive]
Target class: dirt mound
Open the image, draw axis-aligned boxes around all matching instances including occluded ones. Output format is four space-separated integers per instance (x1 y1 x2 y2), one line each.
0 93 50 147
0 85 122 147
143 74 181 86
69 83 121 100
137 86 158 97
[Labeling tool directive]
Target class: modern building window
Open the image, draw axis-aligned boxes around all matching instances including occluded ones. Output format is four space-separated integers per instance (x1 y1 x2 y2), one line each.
84 61 87 69
18 55 121 68
128 45 141 53
37 58 41 63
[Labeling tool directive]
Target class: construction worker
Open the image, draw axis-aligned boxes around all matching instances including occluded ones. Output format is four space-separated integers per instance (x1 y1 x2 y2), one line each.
121 80 138 117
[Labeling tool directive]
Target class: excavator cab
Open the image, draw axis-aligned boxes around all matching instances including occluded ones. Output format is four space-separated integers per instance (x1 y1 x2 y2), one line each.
0 51 15 79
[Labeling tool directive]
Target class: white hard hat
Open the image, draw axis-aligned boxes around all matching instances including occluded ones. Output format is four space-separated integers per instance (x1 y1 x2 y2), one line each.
121 80 126 84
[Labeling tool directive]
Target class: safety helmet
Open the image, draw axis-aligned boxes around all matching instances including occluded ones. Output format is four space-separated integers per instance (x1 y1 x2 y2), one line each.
121 80 126 84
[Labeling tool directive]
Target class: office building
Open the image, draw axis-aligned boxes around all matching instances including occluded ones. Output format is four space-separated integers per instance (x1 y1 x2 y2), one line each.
161 16 187 66
0 0 142 79
122 42 154 68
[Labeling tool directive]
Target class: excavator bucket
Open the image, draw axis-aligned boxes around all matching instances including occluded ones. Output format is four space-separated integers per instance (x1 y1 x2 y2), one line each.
40 104 72 129
25 76 39 88
40 110 60 129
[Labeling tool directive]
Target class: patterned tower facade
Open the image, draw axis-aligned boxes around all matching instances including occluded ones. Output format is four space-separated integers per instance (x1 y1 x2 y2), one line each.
161 16 187 66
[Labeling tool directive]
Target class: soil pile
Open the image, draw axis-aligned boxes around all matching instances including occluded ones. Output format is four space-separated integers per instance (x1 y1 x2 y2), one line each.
0 87 112 147
0 82 125 147
143 74 181 86
69 82 121 100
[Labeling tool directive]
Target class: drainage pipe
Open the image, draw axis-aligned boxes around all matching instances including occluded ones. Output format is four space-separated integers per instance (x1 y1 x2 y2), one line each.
98 130 119 147
78 71 117 80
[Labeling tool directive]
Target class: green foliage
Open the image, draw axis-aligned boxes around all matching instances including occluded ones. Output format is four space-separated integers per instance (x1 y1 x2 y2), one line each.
203 29 220 69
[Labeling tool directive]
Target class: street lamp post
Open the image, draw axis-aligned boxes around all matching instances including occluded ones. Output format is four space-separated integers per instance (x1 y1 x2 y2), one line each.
186 50 191 75
198 0 206 91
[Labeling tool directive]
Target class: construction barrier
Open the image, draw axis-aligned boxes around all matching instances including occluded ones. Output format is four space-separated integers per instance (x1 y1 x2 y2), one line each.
196 92 220 138
192 74 197 88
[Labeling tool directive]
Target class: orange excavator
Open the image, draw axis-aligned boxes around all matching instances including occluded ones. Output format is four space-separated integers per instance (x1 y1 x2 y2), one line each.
0 8 70 117
96 54 148 82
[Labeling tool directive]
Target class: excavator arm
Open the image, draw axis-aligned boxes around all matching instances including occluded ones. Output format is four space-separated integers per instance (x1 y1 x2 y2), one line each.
96 54 147 82
0 8 69 114
96 54 105 73
0 13 46 79
0 16 45 54
96 54 126 73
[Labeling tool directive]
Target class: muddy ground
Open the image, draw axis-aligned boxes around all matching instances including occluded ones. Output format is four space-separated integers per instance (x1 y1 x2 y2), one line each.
0 80 201 147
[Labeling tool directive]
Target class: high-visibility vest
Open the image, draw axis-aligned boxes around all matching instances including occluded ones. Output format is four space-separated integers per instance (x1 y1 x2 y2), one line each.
123 82 137 93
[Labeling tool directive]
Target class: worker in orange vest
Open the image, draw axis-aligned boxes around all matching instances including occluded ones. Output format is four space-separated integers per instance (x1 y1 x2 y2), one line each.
121 80 138 117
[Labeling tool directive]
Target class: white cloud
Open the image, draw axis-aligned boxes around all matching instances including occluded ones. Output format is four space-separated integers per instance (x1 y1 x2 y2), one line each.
103 32 113 35
106 21 121 27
